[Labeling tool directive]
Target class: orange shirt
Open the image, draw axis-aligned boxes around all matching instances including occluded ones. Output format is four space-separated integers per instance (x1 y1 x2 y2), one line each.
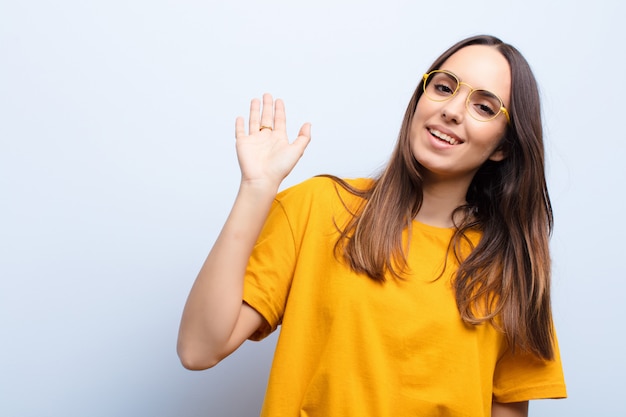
244 177 566 417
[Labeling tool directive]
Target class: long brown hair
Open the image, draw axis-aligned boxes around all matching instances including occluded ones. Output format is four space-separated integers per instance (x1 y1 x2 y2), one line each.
324 35 555 360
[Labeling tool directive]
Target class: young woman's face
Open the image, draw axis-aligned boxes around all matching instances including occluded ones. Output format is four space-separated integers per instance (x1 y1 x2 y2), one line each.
410 45 511 185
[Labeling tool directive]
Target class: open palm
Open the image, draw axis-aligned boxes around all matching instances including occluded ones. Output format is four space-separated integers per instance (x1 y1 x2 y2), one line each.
235 94 311 188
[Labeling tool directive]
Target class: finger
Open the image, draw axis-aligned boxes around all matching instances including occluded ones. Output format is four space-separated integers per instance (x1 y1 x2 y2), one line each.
235 116 245 139
292 122 312 151
274 99 287 133
259 93 274 130
249 98 261 133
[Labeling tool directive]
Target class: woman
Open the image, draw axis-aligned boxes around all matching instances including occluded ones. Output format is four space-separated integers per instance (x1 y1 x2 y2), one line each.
177 35 567 416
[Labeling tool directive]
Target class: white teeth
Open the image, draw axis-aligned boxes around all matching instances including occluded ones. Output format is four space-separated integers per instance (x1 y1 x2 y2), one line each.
429 128 459 145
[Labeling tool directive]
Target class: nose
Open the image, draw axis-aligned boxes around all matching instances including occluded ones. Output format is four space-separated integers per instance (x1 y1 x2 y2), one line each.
441 82 472 124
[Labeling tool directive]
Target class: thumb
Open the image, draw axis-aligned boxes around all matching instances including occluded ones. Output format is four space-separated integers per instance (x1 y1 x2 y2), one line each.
292 123 312 153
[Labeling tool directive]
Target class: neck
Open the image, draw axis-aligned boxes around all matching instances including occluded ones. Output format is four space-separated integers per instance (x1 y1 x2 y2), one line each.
414 175 472 228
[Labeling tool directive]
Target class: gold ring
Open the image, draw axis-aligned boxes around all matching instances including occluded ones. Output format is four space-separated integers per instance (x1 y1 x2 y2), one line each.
259 125 273 131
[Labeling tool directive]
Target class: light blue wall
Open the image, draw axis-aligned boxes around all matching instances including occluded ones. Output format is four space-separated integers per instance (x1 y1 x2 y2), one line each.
1 1 624 416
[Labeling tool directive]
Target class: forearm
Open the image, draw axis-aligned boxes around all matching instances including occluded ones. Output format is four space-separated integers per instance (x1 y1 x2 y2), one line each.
177 181 278 368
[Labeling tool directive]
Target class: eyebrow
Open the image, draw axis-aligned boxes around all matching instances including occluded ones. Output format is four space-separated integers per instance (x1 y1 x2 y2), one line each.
441 69 502 99
472 89 499 100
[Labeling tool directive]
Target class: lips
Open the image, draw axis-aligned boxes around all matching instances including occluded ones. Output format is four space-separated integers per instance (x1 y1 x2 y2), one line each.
428 128 462 145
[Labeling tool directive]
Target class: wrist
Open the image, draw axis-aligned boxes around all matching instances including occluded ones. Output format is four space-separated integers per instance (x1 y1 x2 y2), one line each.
237 178 280 204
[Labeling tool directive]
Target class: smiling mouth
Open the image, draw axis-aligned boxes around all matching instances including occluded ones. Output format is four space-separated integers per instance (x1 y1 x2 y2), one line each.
429 128 461 145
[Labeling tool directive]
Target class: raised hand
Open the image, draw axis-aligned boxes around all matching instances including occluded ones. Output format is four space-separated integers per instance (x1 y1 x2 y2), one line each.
234 93 311 188
177 94 311 369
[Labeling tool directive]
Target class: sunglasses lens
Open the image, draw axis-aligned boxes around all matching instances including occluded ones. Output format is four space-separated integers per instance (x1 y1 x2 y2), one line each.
424 72 458 101
467 90 503 122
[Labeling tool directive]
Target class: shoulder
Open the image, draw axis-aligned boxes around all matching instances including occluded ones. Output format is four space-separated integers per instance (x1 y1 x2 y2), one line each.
273 176 373 225
276 176 374 206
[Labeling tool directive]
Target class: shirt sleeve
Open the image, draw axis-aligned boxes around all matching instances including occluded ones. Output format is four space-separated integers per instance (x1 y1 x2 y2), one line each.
243 197 297 341
492 332 567 402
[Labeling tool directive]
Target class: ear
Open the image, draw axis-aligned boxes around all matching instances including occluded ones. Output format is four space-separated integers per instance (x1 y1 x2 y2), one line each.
488 136 508 162
488 147 506 162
